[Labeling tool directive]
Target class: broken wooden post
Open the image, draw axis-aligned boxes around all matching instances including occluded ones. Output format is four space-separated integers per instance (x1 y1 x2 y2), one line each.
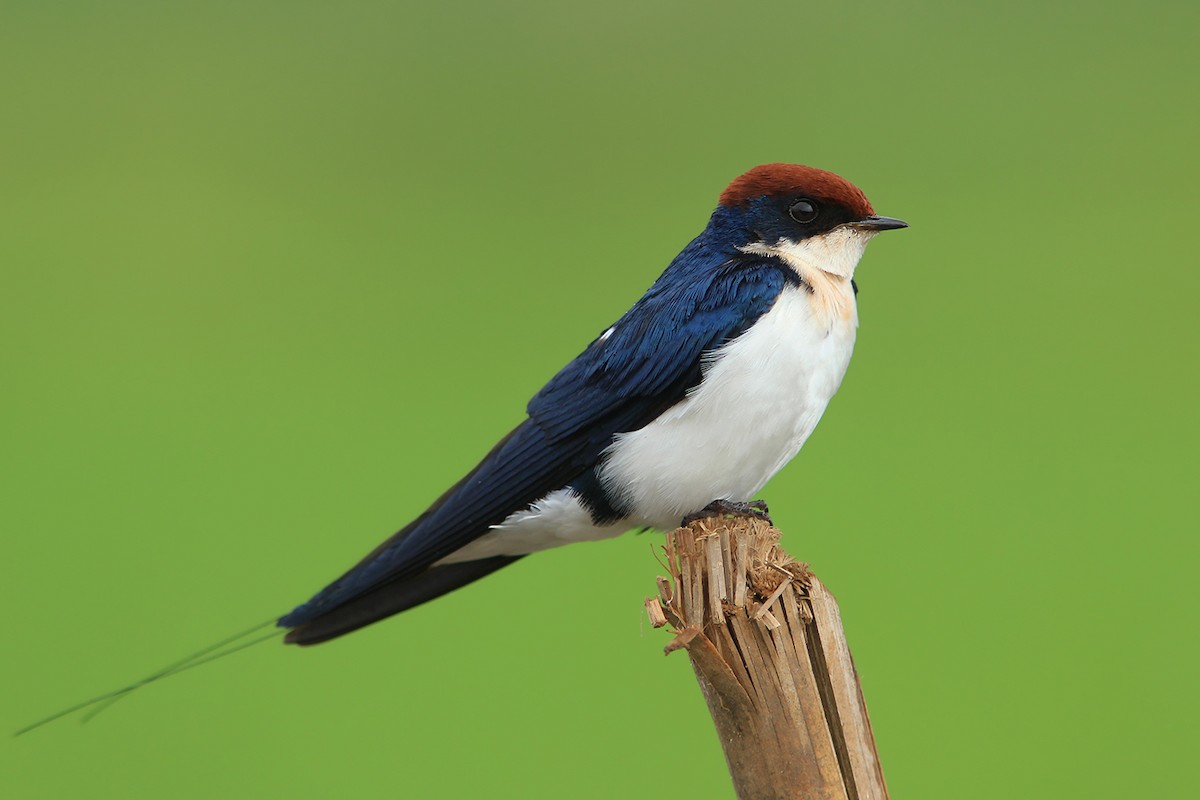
645 514 889 800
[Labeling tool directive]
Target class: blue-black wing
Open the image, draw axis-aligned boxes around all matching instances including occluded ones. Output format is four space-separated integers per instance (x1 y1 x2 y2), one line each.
279 252 790 639
528 253 791 441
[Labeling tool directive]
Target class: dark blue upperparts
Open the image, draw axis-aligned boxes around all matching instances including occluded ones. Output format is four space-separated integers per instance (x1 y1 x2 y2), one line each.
278 212 793 628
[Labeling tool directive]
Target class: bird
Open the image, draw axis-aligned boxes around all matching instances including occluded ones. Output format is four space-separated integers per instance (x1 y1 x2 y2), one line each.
279 163 907 646
14 163 908 736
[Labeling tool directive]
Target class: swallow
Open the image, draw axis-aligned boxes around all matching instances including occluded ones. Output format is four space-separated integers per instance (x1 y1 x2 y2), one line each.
279 163 907 645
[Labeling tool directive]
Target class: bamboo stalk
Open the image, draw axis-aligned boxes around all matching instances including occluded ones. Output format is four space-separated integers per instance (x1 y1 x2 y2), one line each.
648 514 888 800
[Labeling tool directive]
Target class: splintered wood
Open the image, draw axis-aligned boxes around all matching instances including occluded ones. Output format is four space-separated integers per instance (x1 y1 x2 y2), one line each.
649 515 888 800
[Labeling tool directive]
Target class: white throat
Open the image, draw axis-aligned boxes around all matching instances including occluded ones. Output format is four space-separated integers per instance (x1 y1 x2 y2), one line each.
740 225 874 279
740 225 874 329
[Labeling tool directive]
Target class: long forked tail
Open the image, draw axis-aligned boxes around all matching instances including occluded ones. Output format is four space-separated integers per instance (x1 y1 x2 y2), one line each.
282 555 522 645
15 619 281 736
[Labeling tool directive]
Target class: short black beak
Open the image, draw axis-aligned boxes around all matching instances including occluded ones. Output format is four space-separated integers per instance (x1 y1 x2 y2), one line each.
850 215 908 231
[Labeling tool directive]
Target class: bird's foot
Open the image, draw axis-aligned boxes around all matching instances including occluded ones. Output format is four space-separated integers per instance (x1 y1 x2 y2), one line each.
681 499 772 527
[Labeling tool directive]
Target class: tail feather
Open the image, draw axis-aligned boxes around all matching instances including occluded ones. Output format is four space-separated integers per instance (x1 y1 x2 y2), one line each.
282 556 523 646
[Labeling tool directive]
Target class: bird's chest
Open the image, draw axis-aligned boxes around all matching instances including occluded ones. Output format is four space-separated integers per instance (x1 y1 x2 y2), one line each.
600 284 858 527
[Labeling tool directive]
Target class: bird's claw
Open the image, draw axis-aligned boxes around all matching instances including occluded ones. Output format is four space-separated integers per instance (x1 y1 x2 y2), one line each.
681 499 773 527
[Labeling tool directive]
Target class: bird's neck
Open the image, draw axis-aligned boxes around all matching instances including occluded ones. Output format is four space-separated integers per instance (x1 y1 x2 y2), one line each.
739 230 869 330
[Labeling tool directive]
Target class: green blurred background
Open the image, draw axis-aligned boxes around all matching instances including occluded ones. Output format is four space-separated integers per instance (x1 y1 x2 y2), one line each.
4 1 1197 797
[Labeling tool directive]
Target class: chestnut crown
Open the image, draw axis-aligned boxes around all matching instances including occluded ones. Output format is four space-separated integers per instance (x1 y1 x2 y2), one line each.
720 163 875 218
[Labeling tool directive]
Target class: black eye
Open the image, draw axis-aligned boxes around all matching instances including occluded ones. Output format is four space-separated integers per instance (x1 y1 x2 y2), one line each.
788 198 819 224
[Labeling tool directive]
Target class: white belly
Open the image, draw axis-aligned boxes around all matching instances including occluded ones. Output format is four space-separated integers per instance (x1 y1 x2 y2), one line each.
599 285 857 529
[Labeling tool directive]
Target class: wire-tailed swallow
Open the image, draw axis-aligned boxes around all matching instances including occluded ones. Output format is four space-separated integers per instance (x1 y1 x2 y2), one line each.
280 163 907 645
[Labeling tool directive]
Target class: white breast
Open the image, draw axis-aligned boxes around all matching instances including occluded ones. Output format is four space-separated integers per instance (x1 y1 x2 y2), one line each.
599 283 857 529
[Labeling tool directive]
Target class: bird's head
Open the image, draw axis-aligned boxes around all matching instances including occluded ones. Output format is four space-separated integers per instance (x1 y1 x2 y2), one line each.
712 163 907 280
